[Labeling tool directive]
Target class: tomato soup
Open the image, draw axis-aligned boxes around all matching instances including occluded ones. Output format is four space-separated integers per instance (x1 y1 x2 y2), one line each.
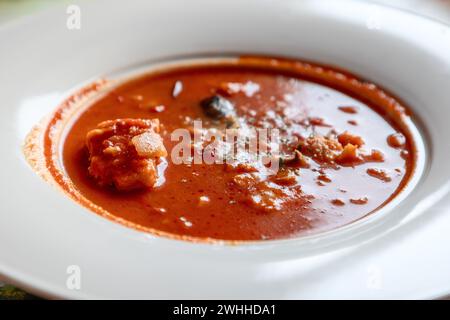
53 56 416 241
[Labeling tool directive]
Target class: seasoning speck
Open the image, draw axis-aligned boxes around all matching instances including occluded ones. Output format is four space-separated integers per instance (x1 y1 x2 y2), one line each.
153 105 165 113
198 195 211 206
180 216 193 227
172 80 183 98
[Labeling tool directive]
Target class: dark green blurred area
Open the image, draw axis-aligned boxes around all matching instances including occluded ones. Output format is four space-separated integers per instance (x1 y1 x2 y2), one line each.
0 0 70 23
0 284 39 300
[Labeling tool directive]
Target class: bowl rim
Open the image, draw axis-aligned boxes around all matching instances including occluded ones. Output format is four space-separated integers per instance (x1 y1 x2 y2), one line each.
1 0 450 299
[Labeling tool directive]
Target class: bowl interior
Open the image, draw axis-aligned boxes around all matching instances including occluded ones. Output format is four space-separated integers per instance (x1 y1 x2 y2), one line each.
1 0 450 298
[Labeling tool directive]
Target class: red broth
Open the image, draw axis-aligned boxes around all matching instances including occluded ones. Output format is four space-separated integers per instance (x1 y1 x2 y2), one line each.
55 56 416 241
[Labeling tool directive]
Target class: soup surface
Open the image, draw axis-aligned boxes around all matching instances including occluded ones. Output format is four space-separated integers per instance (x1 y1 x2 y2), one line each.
57 57 415 241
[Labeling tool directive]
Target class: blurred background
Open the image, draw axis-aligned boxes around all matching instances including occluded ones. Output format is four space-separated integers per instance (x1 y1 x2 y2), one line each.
0 0 449 300
0 0 449 24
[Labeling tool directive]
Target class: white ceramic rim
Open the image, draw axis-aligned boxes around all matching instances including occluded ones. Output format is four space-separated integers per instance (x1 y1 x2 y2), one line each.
1 0 450 299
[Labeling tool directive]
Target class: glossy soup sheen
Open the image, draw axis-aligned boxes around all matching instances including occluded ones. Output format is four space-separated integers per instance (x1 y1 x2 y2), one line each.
61 57 416 241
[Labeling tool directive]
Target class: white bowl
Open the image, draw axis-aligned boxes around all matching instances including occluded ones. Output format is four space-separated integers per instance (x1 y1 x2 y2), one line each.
1 0 450 299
